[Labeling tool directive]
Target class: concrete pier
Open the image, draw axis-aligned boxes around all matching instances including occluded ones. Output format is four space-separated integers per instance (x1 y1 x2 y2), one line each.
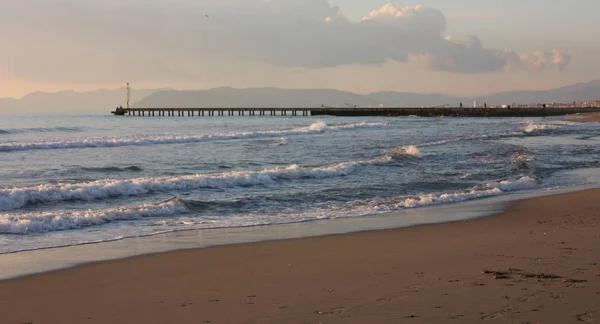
111 107 600 117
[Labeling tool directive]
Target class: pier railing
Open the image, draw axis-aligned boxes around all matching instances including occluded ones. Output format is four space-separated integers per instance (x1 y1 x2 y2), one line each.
111 107 600 117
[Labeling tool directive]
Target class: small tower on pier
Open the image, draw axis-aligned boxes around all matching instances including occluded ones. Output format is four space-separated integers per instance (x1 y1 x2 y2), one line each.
126 82 131 109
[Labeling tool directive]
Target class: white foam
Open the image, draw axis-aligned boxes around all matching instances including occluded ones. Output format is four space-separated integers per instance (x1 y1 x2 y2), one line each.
522 121 559 134
390 145 422 158
274 137 288 145
0 176 540 235
0 156 392 211
0 199 188 234
0 121 387 152
359 176 539 211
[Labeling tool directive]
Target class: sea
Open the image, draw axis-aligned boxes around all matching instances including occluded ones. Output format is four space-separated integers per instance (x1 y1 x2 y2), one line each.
1 113 599 275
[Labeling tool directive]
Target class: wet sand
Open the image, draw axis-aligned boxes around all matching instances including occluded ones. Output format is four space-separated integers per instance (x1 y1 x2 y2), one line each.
568 112 600 123
1 190 599 324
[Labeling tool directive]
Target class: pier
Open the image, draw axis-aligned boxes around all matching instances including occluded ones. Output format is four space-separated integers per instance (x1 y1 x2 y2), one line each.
111 107 600 117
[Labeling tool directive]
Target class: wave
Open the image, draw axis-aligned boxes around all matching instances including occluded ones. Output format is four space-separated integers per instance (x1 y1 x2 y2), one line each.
274 137 288 145
416 121 571 148
0 126 86 135
0 198 188 235
417 130 523 148
81 166 143 173
0 176 539 235
389 145 422 158
522 121 559 134
0 156 392 211
357 176 539 211
0 121 387 152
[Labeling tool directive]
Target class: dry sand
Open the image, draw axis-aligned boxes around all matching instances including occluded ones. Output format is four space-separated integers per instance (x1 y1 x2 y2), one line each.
1 190 599 324
568 112 600 123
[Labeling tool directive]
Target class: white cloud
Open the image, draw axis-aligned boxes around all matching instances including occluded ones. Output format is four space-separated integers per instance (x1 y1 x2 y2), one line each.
0 0 570 84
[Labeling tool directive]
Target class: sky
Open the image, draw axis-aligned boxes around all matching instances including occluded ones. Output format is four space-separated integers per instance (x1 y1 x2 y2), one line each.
1 0 599 98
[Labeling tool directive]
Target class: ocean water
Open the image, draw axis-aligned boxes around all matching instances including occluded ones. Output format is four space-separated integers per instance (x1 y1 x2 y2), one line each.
1 114 599 255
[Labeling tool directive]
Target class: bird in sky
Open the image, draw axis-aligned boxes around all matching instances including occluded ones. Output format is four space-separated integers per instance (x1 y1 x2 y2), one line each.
205 14 210 18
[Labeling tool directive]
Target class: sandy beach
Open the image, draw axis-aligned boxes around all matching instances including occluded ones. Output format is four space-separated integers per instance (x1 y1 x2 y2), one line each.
0 189 598 324
569 112 600 123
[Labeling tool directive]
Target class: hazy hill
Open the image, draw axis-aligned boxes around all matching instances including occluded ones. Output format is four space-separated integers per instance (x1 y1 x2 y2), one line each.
0 88 160 113
133 87 381 108
136 80 600 108
1 79 599 113
476 80 600 105
366 92 470 107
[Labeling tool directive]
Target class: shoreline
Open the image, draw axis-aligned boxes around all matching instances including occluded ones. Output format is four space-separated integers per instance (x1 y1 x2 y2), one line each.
1 181 598 281
1 181 599 281
1 189 599 323
568 111 600 123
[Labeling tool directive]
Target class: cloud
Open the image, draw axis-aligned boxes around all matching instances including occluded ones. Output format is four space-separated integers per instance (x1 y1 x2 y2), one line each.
0 0 570 84
515 50 571 72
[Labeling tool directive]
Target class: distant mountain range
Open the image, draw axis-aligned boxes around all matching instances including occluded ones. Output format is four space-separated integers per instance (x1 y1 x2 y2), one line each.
0 88 160 113
1 80 599 113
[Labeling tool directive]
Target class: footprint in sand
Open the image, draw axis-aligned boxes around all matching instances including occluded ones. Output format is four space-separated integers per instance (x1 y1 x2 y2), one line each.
576 312 593 322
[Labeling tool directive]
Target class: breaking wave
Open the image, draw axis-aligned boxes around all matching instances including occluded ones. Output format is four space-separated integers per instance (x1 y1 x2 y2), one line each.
0 176 539 235
0 156 392 211
522 121 559 134
0 121 387 152
390 145 422 158
0 198 188 235
358 176 539 211
274 137 288 145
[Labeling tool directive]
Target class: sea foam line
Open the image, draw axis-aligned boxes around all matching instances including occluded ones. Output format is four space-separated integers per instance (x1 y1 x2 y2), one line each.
0 156 392 211
0 121 387 152
369 176 539 210
0 176 539 235
0 199 188 235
